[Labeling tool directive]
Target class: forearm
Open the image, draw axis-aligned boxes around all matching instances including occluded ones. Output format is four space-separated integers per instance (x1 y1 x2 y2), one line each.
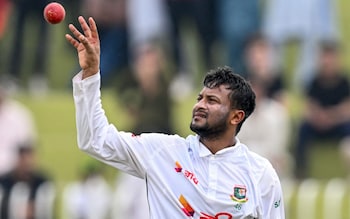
72 71 110 156
72 71 149 176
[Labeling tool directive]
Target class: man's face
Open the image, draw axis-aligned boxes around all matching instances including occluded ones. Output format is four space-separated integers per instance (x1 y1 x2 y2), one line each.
190 85 232 139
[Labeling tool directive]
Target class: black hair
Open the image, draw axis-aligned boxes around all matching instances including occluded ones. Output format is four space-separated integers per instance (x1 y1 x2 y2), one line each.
203 66 256 134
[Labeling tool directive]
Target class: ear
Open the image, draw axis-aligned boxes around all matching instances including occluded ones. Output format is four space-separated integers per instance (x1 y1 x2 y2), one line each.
230 109 245 126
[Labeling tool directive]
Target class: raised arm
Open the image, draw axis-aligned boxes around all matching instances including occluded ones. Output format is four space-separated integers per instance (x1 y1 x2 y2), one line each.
65 16 100 79
65 16 151 178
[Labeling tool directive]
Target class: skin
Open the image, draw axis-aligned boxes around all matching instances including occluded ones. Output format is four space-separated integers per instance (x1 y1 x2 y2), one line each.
191 85 245 154
65 16 100 79
66 16 245 155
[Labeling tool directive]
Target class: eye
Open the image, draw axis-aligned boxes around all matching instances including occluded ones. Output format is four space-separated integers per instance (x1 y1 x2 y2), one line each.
196 95 202 102
208 97 218 104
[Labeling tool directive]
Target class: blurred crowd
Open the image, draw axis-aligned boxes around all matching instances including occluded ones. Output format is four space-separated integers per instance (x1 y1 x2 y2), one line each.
0 0 350 218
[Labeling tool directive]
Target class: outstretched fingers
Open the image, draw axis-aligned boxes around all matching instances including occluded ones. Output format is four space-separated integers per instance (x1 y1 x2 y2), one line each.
65 17 98 51
65 23 82 48
65 16 100 77
78 34 94 54
88 17 99 40
78 16 92 38
67 23 84 41
65 33 79 48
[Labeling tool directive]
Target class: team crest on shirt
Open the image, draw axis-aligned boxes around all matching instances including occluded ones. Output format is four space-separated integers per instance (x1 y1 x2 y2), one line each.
230 185 248 203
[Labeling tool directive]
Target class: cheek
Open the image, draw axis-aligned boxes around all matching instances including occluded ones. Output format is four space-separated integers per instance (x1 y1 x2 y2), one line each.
209 106 230 122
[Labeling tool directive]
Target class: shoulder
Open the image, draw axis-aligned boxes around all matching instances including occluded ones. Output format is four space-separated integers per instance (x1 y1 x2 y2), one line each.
244 149 283 200
242 144 280 182
249 151 281 193
139 132 188 142
246 148 273 170
135 132 194 149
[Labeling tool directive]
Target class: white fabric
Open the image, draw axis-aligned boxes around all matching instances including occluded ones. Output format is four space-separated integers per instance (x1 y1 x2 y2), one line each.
112 173 150 219
0 99 36 174
72 71 285 219
62 175 112 219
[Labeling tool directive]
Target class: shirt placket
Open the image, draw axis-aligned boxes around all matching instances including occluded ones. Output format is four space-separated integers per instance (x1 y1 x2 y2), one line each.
208 155 218 198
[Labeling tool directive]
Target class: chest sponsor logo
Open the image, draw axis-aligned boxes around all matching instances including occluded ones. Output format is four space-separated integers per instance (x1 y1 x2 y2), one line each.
174 161 199 185
200 212 233 219
179 195 233 219
179 194 195 217
175 161 183 172
230 185 248 203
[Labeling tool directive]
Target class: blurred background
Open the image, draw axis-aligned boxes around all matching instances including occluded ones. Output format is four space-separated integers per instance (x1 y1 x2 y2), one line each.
0 0 350 218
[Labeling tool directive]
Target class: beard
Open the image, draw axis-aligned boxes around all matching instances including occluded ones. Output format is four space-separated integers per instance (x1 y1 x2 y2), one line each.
190 111 229 140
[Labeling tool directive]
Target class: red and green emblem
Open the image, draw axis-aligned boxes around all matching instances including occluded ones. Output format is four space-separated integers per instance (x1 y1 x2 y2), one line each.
230 185 248 203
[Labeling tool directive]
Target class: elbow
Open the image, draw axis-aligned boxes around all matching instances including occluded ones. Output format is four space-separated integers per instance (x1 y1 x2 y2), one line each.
77 135 93 152
76 129 115 160
76 127 96 152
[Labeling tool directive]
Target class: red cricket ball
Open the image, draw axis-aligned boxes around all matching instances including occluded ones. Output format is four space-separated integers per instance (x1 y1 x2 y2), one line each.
43 2 66 24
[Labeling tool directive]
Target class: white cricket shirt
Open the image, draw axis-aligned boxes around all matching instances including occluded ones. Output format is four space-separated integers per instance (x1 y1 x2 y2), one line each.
72 72 285 219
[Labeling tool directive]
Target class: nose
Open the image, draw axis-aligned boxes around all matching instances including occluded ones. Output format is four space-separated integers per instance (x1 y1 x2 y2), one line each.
193 98 206 111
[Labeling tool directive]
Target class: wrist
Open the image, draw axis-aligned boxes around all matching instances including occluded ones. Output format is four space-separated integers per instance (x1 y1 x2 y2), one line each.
82 68 99 79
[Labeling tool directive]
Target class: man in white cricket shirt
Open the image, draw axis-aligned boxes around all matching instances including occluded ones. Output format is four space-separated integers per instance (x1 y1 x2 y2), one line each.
65 16 285 219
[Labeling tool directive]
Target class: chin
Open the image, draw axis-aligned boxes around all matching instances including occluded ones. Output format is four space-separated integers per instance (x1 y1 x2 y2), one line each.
190 122 206 134
190 121 202 129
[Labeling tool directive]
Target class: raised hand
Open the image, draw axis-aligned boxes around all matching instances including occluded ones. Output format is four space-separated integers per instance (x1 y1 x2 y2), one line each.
65 16 100 79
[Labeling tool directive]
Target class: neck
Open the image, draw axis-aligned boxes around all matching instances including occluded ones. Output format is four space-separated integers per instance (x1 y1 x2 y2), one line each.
200 135 236 154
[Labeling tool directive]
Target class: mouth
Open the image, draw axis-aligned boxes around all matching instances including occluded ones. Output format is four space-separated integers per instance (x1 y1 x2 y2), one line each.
193 111 207 120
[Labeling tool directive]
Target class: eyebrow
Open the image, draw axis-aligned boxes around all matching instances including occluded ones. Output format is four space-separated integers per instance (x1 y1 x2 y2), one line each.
202 93 221 102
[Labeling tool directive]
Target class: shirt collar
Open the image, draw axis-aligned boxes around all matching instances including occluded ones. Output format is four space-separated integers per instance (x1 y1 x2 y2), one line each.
198 137 242 157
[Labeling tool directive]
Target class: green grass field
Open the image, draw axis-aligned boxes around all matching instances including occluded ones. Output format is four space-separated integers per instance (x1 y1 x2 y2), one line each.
1 0 350 218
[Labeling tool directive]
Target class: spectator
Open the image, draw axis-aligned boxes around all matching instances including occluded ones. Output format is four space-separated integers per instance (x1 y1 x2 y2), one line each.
0 85 37 175
294 40 350 179
165 0 217 101
62 162 112 219
263 0 339 88
6 0 51 94
238 33 291 179
165 0 217 73
217 0 261 77
80 0 128 86
0 144 54 219
126 0 170 55
245 33 287 104
116 42 174 135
